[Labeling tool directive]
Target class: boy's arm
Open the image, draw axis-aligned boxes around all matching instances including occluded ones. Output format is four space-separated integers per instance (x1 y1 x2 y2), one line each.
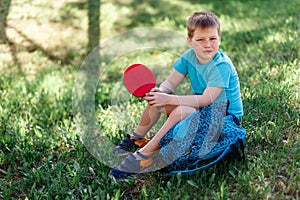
171 86 223 108
146 86 223 108
148 70 185 94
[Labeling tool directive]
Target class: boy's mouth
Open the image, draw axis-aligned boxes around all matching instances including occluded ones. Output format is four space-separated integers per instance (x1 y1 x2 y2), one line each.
204 50 212 54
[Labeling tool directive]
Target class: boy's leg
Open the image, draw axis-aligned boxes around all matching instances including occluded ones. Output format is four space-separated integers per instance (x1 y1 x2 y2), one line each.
138 105 196 157
134 104 179 136
113 104 165 154
109 105 196 178
133 104 162 137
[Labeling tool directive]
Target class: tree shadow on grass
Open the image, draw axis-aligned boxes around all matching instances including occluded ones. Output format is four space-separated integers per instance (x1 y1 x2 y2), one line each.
0 0 22 70
1 0 100 72
1 1 68 72
124 0 186 28
111 0 280 30
61 0 100 53
0 0 11 43
8 25 71 65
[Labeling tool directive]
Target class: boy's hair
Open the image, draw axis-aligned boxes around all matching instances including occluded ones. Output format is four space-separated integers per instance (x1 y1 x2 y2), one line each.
187 11 221 38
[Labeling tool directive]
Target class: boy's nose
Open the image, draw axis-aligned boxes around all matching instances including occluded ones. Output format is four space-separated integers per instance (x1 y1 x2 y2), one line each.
203 40 211 47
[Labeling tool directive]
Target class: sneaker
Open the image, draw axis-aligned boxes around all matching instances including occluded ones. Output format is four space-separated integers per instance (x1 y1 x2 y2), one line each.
113 134 148 157
109 152 153 179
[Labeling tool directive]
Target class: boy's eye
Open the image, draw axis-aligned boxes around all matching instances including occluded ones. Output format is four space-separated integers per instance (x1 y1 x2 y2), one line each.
210 38 217 40
196 39 203 41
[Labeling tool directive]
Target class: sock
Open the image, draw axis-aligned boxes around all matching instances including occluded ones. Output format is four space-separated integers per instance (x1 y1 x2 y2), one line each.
135 151 153 168
131 132 144 140
117 151 152 173
118 152 148 170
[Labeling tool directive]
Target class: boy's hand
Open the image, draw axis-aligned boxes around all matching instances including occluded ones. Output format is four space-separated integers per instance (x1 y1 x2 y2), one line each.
144 87 161 102
144 87 160 104
149 87 161 93
144 90 171 106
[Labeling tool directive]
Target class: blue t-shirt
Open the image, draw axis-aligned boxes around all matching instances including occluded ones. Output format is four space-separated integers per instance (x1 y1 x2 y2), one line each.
173 49 243 120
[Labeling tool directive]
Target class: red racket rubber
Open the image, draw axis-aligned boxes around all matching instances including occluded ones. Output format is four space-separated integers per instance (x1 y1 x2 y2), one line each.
123 64 156 97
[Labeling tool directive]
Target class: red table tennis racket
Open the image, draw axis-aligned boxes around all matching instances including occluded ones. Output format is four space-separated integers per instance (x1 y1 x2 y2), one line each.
123 64 156 97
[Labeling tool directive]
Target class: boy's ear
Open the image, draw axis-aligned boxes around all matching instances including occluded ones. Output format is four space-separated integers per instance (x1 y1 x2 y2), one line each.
187 37 192 48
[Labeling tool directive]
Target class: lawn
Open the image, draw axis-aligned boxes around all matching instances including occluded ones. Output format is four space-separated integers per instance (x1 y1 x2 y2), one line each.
0 0 299 199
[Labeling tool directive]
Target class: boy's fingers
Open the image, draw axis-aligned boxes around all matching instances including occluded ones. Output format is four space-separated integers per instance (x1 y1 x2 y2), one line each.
150 87 161 92
145 92 154 96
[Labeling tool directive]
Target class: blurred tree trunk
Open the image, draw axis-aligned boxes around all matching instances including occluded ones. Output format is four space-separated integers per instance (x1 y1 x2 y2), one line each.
87 0 100 52
0 0 11 43
75 0 100 116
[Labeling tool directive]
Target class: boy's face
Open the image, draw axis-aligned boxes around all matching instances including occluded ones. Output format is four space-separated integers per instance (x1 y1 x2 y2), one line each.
187 26 221 64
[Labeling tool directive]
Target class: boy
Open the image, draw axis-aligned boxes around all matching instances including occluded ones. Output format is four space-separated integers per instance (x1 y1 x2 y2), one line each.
110 10 243 178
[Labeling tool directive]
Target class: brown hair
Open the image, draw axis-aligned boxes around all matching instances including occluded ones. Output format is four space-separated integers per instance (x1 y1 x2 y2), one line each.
187 11 221 38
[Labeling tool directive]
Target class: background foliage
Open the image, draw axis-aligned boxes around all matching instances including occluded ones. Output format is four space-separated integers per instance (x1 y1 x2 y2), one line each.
0 0 299 199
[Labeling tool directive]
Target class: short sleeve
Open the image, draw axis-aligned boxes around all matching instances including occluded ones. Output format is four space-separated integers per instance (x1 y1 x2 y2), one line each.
173 56 188 75
207 62 231 88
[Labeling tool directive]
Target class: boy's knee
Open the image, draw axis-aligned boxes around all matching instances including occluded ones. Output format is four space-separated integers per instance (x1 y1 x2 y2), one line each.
171 106 196 119
157 105 177 115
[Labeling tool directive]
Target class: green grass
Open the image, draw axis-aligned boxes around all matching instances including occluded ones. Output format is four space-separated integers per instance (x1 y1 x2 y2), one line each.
1 0 299 199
